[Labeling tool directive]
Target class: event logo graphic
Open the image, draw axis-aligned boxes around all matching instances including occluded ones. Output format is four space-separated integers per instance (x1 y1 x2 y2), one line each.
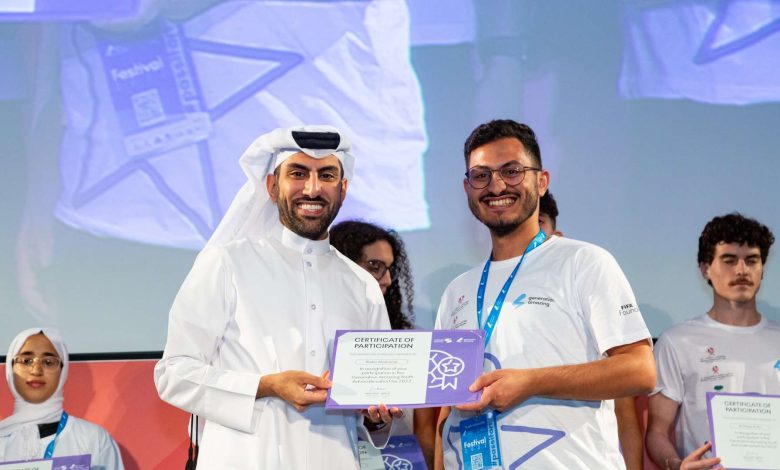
429 350 466 391
712 365 719 375
512 293 526 307
383 454 413 470
707 346 715 356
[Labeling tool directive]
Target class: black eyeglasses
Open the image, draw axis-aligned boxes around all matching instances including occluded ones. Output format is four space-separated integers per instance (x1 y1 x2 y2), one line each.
359 259 391 281
465 164 541 189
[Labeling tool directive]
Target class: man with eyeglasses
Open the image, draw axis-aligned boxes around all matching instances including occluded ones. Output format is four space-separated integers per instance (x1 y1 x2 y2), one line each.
434 119 655 469
155 126 399 469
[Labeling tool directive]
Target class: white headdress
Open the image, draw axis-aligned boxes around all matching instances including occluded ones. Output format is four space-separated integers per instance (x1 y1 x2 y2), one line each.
208 125 353 246
0 328 69 459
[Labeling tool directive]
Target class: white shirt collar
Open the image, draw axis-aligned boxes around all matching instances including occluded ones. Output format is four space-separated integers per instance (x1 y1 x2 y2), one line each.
274 224 331 255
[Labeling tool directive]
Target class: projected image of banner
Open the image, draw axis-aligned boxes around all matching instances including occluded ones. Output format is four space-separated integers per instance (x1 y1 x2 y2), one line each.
0 0 136 20
56 0 429 249
620 0 780 105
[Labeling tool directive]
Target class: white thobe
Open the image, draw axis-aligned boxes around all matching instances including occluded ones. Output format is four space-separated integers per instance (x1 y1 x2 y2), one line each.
0 416 124 470
154 226 391 469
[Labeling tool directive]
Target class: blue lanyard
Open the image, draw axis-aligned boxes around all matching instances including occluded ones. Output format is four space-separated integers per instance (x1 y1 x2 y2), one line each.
476 230 546 347
43 411 68 459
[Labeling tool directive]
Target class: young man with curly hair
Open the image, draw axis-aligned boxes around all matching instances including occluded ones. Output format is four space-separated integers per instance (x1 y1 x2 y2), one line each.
646 213 780 470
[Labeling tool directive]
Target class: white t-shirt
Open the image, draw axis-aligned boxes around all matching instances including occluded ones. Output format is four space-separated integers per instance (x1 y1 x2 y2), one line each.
0 415 124 470
653 314 780 456
435 236 651 469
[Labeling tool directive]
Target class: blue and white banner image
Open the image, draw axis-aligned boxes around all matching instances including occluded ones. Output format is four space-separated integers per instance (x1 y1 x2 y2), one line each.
620 0 780 105
56 0 429 249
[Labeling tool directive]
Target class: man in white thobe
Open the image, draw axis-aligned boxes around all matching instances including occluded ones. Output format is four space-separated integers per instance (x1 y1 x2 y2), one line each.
154 126 397 468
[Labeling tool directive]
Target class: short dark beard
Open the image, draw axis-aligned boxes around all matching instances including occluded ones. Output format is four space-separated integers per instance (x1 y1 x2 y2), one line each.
467 188 538 238
275 189 342 240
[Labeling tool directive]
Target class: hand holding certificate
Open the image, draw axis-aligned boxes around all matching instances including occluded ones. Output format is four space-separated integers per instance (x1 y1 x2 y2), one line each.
326 330 485 409
706 392 780 470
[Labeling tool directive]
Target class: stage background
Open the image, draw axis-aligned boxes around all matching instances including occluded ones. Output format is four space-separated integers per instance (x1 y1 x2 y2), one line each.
1 0 777 351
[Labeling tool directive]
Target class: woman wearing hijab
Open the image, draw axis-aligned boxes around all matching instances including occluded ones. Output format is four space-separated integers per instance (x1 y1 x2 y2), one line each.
0 328 124 469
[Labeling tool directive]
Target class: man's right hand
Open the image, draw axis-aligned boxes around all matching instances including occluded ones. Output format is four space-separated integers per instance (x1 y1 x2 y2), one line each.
678 442 722 470
257 370 331 412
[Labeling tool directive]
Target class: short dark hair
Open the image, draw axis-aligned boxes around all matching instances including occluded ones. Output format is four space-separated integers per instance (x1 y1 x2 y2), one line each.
539 191 559 229
329 221 415 330
463 119 541 167
697 213 775 265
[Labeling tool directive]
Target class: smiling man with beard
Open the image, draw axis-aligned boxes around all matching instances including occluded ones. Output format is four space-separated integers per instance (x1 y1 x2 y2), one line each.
434 120 655 469
155 126 400 469
646 213 779 470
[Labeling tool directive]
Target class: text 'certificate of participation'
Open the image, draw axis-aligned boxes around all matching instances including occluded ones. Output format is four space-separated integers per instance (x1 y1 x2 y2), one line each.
326 330 484 409
706 392 780 469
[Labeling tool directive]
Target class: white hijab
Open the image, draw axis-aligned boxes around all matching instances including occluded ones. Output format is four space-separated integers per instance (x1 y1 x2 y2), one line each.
0 328 69 460
208 125 354 246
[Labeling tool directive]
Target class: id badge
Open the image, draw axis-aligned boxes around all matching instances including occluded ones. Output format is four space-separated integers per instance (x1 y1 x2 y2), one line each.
460 411 502 470
358 438 384 470
95 21 212 159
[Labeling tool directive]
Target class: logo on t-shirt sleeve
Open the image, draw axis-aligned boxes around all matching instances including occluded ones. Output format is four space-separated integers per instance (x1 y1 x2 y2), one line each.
619 303 640 317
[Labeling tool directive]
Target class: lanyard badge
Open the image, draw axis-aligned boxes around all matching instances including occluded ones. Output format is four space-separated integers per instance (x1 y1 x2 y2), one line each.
462 230 546 468
460 410 502 469
43 411 69 458
476 230 546 347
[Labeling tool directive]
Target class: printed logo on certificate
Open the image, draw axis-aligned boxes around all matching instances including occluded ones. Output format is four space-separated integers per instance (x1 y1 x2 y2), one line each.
326 330 484 408
706 391 780 470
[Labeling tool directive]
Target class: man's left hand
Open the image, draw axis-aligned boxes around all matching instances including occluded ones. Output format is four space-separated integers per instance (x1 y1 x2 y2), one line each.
456 369 534 413
362 404 403 429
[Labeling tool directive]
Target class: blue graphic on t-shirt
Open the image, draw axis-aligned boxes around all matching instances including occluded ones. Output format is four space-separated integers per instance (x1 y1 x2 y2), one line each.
512 293 526 307
445 420 566 469
483 352 501 371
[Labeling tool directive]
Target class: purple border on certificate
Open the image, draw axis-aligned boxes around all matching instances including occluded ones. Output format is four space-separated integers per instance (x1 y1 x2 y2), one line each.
326 329 484 409
0 454 91 469
706 391 780 470
0 0 137 21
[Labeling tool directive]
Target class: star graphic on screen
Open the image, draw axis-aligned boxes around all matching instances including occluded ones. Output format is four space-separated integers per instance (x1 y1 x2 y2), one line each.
70 23 304 240
694 0 780 64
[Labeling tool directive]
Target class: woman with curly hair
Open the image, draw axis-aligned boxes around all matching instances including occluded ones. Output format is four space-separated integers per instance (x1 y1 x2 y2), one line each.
330 220 415 330
330 220 435 468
